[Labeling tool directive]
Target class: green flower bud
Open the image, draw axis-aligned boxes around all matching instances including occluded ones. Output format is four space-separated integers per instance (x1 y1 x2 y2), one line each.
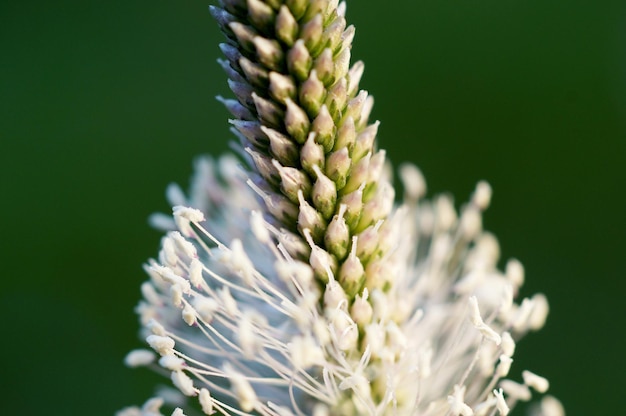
230 120 268 148
301 14 323 54
221 0 247 16
312 165 337 220
252 93 284 128
275 6 298 47
284 98 310 144
303 228 337 283
239 56 269 88
301 132 325 176
227 79 254 108
229 22 258 53
358 181 394 231
344 90 368 129
339 236 365 298
217 96 254 121
297 190 327 245
268 72 296 104
339 183 364 231
247 0 275 34
220 43 244 73
209 6 237 37
262 126 299 167
245 148 279 186
333 47 350 83
325 204 350 260
334 115 356 153
285 0 307 20
353 121 379 162
322 15 346 53
287 40 312 81
343 151 370 194
326 147 351 190
325 78 347 121
311 105 335 152
314 48 334 86
253 36 284 71
347 61 365 98
218 58 245 84
300 70 326 117
273 160 312 204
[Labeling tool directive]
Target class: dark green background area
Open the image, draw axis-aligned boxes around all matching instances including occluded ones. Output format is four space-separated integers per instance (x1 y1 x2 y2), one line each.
1 0 623 414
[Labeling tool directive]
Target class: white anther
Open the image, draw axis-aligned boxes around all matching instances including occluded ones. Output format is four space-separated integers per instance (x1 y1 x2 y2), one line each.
124 349 156 368
250 210 270 243
159 355 186 371
171 370 196 396
199 388 214 415
522 370 549 393
473 180 492 210
146 335 175 356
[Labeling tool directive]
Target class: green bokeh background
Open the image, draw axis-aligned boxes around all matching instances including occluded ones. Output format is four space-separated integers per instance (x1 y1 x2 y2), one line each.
1 0 624 414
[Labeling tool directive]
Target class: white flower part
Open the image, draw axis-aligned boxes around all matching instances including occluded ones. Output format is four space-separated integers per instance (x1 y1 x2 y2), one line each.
250 210 270 243
447 385 474 416
350 289 373 325
501 331 516 357
141 397 165 414
171 408 186 416
493 388 509 415
496 355 513 377
166 183 187 206
115 408 141 416
536 395 565 416
505 258 525 289
147 319 166 336
146 335 175 356
172 206 205 236
528 293 550 331
198 388 214 415
500 380 532 401
237 312 261 358
188 258 204 287
170 284 183 308
472 180 492 210
121 0 555 408
171 370 196 397
523 370 550 393
399 162 426 200
223 363 257 412
461 207 482 240
124 349 156 368
171 231 198 258
141 281 163 306
159 355 186 372
289 335 324 368
469 296 502 345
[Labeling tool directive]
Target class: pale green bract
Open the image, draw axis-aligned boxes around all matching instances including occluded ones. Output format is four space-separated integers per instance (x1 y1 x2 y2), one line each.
119 1 562 415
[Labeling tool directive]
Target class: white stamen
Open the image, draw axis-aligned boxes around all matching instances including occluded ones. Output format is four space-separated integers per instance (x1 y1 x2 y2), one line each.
171 370 197 397
522 370 549 393
493 388 509 415
124 349 156 368
146 335 175 356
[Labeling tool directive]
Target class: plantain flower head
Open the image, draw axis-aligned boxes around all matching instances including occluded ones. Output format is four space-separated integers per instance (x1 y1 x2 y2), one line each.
119 1 561 415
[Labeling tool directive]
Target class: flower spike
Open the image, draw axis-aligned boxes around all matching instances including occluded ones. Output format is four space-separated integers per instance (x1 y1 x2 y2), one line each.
121 1 560 415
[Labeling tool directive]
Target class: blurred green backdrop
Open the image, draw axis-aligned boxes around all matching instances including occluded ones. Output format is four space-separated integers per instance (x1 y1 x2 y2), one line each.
1 0 624 414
